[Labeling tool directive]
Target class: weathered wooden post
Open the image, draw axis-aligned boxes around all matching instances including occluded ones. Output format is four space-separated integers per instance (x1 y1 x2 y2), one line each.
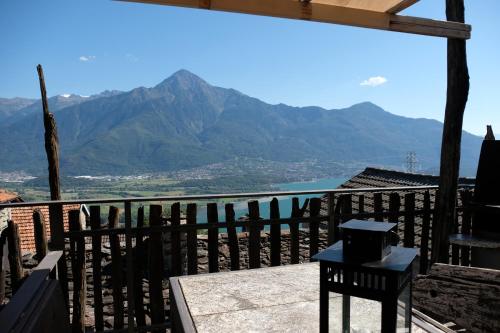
207 203 220 272
225 203 240 270
309 197 321 259
36 65 68 301
33 209 48 261
90 206 104 331
69 210 86 333
248 201 260 269
7 220 23 293
269 198 281 266
0 232 6 304
433 0 470 263
326 193 336 246
134 206 146 327
108 206 124 329
186 203 198 275
148 205 165 332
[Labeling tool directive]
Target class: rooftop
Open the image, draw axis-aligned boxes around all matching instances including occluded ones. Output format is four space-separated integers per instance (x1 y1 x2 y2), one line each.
0 190 21 204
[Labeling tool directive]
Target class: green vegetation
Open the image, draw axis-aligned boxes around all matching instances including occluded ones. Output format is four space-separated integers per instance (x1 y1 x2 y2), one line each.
0 173 285 203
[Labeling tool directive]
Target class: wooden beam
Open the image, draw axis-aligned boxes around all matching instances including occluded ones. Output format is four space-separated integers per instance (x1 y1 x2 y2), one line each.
413 263 500 333
300 0 419 14
432 0 470 264
386 0 418 14
120 0 471 39
37 65 61 202
390 15 470 39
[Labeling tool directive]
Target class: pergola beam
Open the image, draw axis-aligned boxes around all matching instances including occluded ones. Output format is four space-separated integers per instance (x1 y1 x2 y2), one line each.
120 0 470 39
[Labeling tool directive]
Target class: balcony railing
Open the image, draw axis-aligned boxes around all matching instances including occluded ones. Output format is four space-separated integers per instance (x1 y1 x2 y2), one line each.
0 185 474 332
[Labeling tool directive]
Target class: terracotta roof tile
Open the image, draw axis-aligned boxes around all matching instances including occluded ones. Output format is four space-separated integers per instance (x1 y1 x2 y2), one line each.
10 204 81 253
0 190 21 203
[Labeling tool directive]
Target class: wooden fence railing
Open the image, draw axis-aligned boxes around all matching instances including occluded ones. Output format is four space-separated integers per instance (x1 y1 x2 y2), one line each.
0 185 475 332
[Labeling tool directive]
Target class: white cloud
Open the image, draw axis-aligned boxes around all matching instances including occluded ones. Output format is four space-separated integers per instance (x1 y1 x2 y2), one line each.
60 94 71 98
360 76 388 87
125 53 139 62
79 55 96 62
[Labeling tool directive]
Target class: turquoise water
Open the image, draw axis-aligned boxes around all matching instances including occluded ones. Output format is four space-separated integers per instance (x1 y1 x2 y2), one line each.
196 177 347 226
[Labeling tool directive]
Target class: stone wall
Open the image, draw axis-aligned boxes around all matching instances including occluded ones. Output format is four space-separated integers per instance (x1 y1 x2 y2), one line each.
0 208 10 234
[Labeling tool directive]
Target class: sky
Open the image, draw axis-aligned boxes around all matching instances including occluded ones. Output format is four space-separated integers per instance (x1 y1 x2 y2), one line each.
1 1 498 136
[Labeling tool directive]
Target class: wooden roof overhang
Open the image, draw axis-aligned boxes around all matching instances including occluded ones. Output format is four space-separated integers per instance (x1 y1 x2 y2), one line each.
120 0 471 39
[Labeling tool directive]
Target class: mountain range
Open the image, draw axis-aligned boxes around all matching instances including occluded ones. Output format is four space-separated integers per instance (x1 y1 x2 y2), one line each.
0 70 482 177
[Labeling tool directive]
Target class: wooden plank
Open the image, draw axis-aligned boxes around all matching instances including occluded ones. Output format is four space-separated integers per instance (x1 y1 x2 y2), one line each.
432 0 470 264
124 201 135 333
248 200 261 269
309 197 321 260
413 263 500 333
290 198 301 264
148 204 165 331
388 192 400 224
321 0 418 14
69 210 86 333
420 191 431 274
108 206 124 329
358 194 365 214
404 192 415 248
332 195 342 243
389 14 470 39
341 194 352 222
33 209 48 261
326 193 335 246
460 190 472 266
7 220 23 294
269 198 281 266
170 202 182 276
121 0 470 39
134 206 146 327
32 250 63 272
90 206 104 331
123 0 390 27
373 193 384 222
207 203 219 273
130 0 418 13
449 234 500 249
385 0 418 14
186 203 198 275
388 192 401 245
225 203 240 270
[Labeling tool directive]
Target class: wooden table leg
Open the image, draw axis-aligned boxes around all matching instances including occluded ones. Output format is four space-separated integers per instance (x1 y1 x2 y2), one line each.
342 295 350 333
320 263 329 333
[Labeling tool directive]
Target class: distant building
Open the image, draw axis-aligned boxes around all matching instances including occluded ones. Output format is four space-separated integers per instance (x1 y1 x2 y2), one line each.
319 167 475 245
0 190 23 235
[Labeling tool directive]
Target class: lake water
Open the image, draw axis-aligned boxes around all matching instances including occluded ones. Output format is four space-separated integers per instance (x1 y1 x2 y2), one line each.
196 177 347 225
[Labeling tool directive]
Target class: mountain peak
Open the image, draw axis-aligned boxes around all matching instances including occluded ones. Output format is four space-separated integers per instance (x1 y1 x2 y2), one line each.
171 69 203 80
156 69 209 90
